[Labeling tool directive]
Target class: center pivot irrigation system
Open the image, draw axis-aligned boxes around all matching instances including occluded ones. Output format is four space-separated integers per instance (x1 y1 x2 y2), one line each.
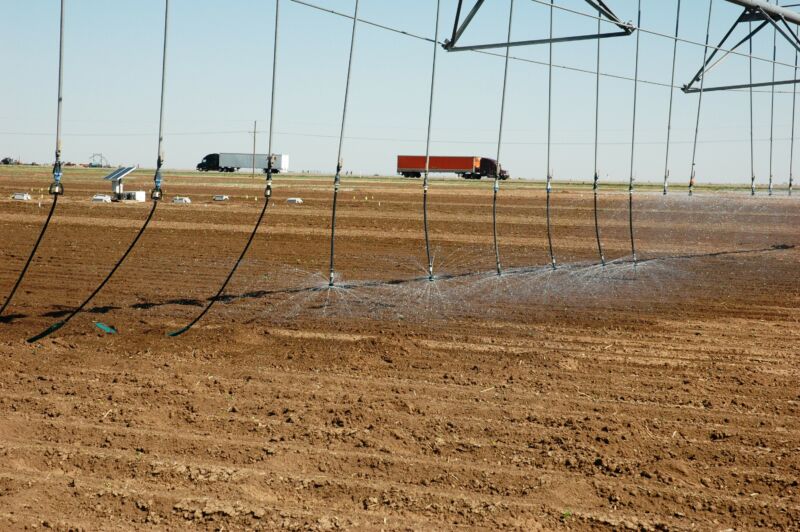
682 0 800 197
2 0 799 340
443 0 638 267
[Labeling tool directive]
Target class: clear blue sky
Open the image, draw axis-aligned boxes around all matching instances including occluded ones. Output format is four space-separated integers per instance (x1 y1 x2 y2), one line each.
1 0 799 185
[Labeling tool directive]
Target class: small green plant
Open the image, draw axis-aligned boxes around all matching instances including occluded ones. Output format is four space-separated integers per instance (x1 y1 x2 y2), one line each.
560 509 573 523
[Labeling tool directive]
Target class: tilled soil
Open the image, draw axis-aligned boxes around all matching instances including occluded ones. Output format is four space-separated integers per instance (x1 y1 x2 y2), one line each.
0 169 798 530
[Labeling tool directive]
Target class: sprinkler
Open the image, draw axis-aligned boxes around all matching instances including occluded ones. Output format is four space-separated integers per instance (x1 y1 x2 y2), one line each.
545 173 556 271
49 162 64 195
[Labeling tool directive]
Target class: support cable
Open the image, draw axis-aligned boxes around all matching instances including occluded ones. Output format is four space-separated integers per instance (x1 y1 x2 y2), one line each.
290 0 796 95
628 0 642 265
545 0 557 270
750 20 757 195
592 9 605 266
525 0 798 70
690 0 715 197
167 0 281 337
422 0 441 282
663 0 682 195
493 0 514 277
0 0 66 320
27 0 171 343
791 25 799 196
769 10 777 197
328 0 360 287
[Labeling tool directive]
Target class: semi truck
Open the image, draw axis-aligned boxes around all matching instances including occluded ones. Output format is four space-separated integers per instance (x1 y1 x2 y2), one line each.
396 155 509 180
197 153 290 173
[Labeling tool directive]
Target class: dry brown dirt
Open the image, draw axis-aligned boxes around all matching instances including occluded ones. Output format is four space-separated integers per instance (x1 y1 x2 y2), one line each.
0 168 798 530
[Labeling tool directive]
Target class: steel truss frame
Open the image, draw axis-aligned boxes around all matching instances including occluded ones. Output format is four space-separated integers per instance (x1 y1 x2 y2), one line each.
684 0 800 93
443 0 633 52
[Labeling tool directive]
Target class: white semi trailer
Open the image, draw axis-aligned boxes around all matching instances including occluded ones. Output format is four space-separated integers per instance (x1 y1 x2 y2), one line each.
196 153 289 173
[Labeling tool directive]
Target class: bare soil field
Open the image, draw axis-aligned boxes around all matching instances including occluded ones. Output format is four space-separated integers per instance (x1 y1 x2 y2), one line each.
0 167 798 530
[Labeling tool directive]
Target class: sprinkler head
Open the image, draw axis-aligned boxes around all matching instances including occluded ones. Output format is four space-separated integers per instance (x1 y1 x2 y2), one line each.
151 188 163 201
48 182 64 196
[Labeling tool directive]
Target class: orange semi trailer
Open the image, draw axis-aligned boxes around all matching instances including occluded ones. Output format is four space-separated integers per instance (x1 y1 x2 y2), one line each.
396 155 509 180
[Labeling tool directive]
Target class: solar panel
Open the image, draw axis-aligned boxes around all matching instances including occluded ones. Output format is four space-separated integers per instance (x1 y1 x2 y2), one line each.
103 167 136 181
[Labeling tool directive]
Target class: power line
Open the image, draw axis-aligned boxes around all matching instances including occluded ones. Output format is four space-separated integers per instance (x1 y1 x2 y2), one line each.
2 128 794 146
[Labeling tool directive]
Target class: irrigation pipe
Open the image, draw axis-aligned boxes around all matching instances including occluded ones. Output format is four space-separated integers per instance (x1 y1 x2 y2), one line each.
690 0 715 197
28 0 171 343
422 0 440 282
663 0 682 195
545 0 557 270
1 0 66 320
592 8 605 266
328 0 360 287
493 0 514 277
167 0 281 337
628 0 642 264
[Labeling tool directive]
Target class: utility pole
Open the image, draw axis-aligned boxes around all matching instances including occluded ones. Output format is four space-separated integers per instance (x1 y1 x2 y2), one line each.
252 120 257 180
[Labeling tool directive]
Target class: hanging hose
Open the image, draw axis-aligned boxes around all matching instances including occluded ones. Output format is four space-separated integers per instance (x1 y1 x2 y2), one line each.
27 203 158 343
768 18 777 197
545 0 556 270
27 0 171 343
0 197 59 319
167 0 281 337
422 0 441 282
790 26 799 197
690 0 714 198
493 0 514 277
628 0 642 264
328 0 360 287
592 9 605 267
663 0 681 196
1 0 66 320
